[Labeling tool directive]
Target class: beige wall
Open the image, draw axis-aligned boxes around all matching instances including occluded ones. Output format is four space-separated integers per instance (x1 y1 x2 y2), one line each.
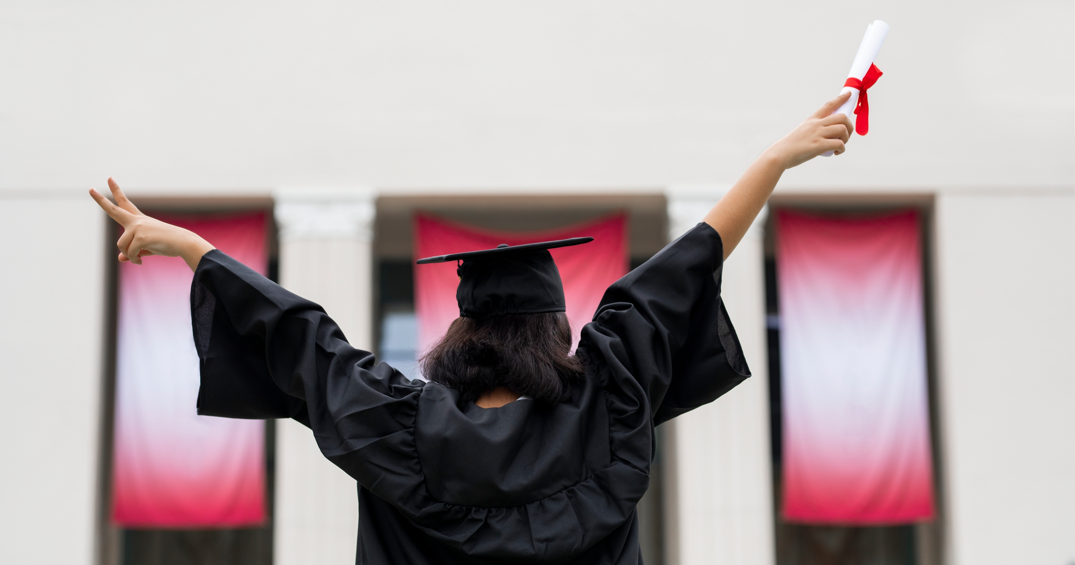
0 196 106 565
0 1 1072 563
0 1 1070 194
934 191 1074 565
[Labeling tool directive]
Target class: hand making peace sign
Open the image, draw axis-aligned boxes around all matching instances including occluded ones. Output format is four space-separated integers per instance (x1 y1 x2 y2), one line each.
89 178 215 271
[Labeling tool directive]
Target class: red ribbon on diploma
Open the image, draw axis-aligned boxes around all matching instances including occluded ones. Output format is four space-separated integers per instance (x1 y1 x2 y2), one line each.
844 63 883 135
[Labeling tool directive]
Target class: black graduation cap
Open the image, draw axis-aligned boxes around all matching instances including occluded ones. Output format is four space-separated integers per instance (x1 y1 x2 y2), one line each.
417 237 593 319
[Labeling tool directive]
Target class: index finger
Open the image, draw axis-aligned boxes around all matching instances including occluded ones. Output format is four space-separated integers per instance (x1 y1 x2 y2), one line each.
811 91 853 119
108 177 142 215
89 188 134 225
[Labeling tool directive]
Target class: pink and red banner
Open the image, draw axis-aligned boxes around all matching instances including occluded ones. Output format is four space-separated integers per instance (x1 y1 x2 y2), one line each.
112 213 267 527
777 210 934 524
414 214 628 361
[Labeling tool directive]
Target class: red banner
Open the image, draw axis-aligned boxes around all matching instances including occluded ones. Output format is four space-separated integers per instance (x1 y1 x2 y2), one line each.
112 213 267 527
778 210 934 523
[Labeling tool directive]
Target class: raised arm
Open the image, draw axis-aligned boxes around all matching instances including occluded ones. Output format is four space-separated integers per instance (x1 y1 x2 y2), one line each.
705 93 855 259
92 177 425 495
89 178 215 271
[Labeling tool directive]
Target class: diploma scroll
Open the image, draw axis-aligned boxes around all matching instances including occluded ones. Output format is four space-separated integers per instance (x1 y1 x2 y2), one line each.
823 20 889 157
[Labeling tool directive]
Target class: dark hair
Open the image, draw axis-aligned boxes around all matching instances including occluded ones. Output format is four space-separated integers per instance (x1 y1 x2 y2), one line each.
420 312 585 405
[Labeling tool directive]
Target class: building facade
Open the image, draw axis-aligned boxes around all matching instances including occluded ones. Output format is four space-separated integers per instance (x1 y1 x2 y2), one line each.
0 1 1072 564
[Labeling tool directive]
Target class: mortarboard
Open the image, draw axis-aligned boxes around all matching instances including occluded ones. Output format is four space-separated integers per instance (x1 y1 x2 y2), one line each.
417 237 593 319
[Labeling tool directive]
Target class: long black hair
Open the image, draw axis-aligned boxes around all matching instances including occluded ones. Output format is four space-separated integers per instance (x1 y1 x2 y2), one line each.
419 312 585 405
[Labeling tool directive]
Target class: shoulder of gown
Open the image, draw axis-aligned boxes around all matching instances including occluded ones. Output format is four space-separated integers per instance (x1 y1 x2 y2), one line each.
578 221 751 426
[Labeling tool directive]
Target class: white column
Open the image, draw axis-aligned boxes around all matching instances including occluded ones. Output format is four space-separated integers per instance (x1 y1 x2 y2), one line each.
0 195 105 565
933 192 1075 565
273 188 377 565
662 186 775 565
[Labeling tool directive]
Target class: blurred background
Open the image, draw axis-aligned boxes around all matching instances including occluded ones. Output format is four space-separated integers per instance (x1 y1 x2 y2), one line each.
0 1 1071 564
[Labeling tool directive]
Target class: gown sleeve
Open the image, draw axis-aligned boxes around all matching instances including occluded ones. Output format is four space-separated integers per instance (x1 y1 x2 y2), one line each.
189 249 424 488
580 222 751 425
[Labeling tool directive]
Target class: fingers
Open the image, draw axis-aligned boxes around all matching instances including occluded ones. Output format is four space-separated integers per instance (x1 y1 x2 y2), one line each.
116 227 135 260
118 249 155 263
89 188 134 225
107 178 142 215
812 91 853 119
826 139 847 156
819 112 854 129
126 233 146 265
821 124 851 144
819 113 855 137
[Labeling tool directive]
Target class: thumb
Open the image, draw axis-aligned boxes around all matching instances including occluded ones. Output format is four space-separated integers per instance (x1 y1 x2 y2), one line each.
812 91 852 119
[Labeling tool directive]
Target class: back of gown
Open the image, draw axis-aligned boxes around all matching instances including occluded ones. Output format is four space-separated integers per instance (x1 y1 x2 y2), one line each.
191 222 750 565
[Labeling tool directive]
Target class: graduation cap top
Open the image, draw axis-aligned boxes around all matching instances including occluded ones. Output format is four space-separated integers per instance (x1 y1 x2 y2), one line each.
417 237 593 319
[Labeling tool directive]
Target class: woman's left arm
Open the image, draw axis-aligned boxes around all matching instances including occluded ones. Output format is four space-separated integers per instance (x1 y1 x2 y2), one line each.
704 93 854 260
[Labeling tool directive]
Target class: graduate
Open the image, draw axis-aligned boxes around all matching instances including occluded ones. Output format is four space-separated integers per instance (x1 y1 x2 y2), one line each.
90 93 855 565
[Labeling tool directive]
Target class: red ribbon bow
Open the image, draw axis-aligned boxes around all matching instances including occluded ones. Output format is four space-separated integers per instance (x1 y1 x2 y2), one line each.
843 63 883 135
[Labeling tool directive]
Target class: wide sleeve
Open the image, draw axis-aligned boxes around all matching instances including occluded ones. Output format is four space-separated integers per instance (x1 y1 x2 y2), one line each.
190 249 424 485
579 222 751 425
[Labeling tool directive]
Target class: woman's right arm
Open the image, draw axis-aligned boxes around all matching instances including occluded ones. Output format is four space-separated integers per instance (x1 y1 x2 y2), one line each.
90 178 215 271
704 93 855 260
90 179 424 494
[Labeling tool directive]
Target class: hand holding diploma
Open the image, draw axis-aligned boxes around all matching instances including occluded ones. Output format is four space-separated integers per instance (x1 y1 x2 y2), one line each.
704 21 891 257
705 94 854 258
823 20 889 156
770 93 856 167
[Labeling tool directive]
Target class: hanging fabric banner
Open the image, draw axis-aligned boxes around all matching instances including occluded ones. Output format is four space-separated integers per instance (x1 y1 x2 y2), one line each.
112 213 268 527
414 214 627 363
777 210 935 524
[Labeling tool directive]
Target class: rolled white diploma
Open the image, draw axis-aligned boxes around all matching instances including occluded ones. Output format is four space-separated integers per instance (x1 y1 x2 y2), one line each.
823 20 889 157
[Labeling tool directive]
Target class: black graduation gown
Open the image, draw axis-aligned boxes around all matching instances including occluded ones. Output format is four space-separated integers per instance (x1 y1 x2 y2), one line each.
191 221 750 565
